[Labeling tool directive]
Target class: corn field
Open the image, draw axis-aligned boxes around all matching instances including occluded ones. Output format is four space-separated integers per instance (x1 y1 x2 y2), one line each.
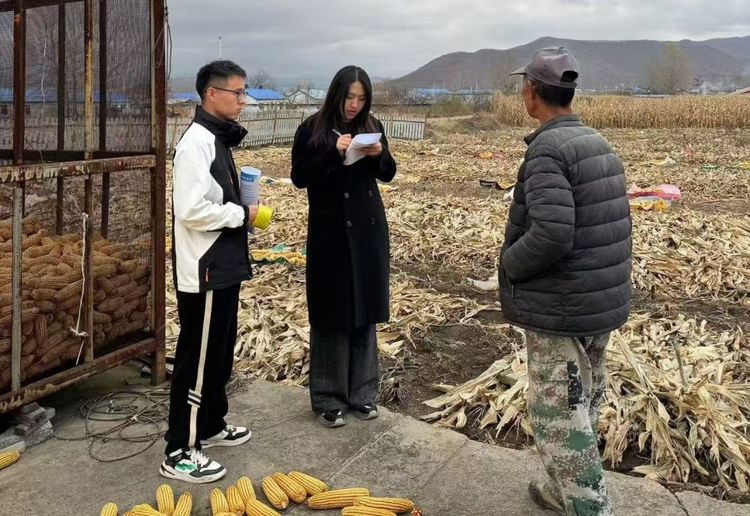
492 94 750 129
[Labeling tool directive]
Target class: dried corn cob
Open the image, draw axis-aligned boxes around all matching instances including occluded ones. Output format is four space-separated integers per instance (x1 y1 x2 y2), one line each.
100 502 118 516
100 243 128 255
307 488 370 510
94 263 119 277
21 307 39 324
288 471 328 496
21 232 43 250
29 276 70 290
173 492 192 516
23 243 58 260
113 299 139 321
33 315 47 345
261 476 289 510
237 476 257 503
44 326 68 348
26 254 61 268
55 280 83 303
20 353 35 369
61 253 82 269
22 337 38 355
132 264 150 280
59 294 82 311
93 311 112 325
156 483 175 514
123 284 150 302
244 499 281 516
343 507 397 516
0 451 20 470
35 300 57 313
100 273 132 292
353 497 415 513
210 488 230 515
225 485 244 513
97 297 125 313
272 472 307 504
41 337 78 365
118 260 138 273
130 505 163 516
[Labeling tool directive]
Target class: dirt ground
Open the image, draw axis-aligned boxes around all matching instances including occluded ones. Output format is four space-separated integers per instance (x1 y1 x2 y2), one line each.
206 115 750 500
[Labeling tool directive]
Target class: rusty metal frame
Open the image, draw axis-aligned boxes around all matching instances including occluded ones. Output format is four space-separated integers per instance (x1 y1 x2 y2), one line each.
0 338 157 413
150 0 167 386
56 1 65 234
0 0 167 411
0 155 156 182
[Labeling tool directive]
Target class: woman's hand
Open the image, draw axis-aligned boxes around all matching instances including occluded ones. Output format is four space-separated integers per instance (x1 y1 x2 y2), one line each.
361 142 383 157
336 134 353 157
247 204 259 225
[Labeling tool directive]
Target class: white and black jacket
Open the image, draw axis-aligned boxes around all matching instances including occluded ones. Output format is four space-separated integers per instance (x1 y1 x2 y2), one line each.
172 106 252 293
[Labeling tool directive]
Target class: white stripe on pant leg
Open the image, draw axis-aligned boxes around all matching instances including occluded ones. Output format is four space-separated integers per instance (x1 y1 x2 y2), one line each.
188 290 214 448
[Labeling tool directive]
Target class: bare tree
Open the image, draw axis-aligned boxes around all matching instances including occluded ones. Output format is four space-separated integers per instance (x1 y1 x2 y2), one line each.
247 70 276 90
645 43 693 94
295 79 314 91
490 53 520 94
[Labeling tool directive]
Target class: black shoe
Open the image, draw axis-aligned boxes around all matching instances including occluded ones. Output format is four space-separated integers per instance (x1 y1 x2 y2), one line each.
159 447 226 484
318 409 345 428
353 403 378 421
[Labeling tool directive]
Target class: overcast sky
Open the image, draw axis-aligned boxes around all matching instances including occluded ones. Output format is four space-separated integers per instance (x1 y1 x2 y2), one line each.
168 0 750 85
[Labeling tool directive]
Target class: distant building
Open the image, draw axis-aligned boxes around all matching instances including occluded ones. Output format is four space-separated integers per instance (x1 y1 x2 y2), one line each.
410 88 451 104
448 89 495 105
730 86 750 96
245 88 287 110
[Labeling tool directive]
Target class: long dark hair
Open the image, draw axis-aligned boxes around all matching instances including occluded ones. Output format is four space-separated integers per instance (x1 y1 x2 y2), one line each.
311 65 378 147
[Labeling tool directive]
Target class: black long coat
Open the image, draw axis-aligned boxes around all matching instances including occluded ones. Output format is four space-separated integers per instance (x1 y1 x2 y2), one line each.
291 114 397 333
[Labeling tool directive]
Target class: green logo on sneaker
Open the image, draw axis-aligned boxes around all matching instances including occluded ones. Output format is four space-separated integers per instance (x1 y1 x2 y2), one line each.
176 462 197 472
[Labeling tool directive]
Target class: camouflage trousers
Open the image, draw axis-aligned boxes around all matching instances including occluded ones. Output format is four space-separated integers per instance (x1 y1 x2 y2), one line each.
526 330 613 516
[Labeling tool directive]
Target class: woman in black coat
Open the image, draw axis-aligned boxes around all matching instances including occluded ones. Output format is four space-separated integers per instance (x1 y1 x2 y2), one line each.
291 65 397 427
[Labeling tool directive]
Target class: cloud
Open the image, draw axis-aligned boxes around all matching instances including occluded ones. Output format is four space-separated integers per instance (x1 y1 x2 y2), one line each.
167 0 750 83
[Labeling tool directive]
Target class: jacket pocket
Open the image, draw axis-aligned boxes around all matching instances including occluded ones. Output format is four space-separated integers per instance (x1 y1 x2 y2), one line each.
498 263 515 298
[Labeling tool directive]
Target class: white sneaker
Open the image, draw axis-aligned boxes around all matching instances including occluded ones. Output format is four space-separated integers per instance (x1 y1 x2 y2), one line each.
201 424 252 449
159 448 226 484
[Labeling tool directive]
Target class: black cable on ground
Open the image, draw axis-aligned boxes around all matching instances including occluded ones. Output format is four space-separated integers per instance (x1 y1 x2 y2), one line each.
53 374 247 462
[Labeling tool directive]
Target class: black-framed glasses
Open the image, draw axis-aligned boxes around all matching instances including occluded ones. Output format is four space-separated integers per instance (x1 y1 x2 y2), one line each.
210 86 248 102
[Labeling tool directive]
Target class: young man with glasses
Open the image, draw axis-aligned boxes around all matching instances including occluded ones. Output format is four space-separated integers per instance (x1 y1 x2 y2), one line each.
162 60 259 483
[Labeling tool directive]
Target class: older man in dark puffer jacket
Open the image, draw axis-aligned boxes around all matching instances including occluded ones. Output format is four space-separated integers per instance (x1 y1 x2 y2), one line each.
499 48 631 516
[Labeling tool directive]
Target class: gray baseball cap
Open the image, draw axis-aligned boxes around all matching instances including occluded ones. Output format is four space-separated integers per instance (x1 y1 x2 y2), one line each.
509 47 579 89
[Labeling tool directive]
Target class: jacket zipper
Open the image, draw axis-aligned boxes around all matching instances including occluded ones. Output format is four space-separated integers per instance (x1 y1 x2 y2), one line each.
205 267 209 284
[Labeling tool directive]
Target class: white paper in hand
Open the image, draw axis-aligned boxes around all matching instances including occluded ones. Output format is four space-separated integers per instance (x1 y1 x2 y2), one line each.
343 132 382 166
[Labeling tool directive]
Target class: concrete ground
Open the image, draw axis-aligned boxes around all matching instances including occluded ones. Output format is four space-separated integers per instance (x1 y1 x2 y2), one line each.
1 365 747 516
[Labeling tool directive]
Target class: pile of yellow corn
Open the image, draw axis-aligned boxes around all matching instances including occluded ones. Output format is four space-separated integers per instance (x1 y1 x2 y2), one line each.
99 471 420 516
0 216 151 392
100 485 191 516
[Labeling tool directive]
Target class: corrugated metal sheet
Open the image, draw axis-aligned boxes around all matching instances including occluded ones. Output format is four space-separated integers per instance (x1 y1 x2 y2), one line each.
247 88 286 101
